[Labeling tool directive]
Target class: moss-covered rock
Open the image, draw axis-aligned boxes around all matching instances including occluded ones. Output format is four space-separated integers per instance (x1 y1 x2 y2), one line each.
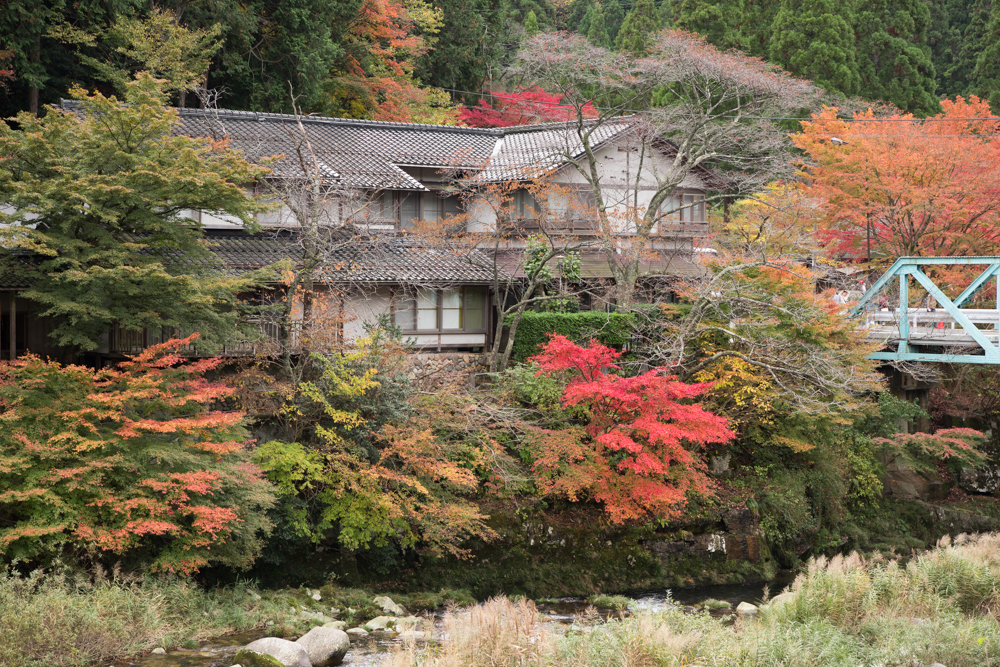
232 649 284 667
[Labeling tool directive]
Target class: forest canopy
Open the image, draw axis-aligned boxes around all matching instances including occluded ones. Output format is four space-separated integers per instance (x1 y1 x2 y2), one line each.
1 0 996 121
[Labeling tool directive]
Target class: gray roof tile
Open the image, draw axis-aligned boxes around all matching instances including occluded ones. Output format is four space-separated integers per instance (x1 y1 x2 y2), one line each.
205 230 504 283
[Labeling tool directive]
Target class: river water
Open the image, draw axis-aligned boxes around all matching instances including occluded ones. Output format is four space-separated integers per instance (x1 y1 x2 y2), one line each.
118 578 793 667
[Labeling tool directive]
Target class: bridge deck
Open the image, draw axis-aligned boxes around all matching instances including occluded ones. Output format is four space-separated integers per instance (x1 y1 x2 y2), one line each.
862 308 1000 347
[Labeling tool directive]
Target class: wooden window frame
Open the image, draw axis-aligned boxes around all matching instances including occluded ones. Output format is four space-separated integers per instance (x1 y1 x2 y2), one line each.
391 286 489 334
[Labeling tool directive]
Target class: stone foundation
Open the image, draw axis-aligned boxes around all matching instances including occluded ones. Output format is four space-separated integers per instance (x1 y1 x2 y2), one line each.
405 353 485 391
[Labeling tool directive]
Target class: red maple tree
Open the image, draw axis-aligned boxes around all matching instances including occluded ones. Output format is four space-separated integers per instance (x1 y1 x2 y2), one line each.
459 87 598 128
527 335 733 523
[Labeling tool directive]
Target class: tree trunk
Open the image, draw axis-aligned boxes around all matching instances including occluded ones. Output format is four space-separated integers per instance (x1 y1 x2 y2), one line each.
28 36 40 117
178 90 187 108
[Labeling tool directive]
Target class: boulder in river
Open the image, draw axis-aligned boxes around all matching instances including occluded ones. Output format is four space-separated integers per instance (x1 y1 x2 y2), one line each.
346 628 369 637
322 620 348 630
394 616 423 631
236 637 311 667
735 601 758 615
296 627 350 667
373 595 405 615
364 615 397 631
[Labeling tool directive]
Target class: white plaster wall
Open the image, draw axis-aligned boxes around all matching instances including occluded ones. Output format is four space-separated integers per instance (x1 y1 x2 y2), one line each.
342 287 392 340
465 139 707 235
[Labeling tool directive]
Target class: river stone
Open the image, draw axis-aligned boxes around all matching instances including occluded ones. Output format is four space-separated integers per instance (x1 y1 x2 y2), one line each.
151 648 166 655
346 628 369 637
768 591 795 607
394 616 423 632
736 601 758 615
364 615 397 631
396 630 427 642
296 627 350 667
237 638 311 667
373 595 405 616
322 620 348 630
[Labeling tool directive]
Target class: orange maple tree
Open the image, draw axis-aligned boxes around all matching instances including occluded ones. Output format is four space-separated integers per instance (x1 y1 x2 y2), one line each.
327 0 460 123
526 335 733 523
0 336 274 573
794 97 1000 261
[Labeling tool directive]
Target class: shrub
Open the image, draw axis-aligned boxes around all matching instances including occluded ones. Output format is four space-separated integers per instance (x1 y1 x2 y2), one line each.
253 333 496 558
526 336 733 523
506 311 638 363
0 336 275 573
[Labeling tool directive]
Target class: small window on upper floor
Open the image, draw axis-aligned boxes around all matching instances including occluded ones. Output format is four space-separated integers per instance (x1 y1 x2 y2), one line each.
659 192 706 224
511 190 537 219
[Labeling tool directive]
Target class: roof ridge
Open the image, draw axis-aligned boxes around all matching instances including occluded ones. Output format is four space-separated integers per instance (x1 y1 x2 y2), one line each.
500 115 635 135
176 106 507 136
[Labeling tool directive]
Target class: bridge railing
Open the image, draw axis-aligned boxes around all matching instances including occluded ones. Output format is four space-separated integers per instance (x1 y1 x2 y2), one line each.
851 257 1000 364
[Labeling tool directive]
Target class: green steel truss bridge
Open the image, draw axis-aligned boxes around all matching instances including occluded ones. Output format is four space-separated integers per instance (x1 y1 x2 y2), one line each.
852 257 1000 365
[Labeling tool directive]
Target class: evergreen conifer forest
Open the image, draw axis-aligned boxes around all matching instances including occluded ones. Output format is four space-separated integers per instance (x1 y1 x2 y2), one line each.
5 1 1000 666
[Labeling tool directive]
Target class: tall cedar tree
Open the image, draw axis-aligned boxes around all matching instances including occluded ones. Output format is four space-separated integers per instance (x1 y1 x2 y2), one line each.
768 0 860 96
923 0 966 97
854 0 939 114
794 99 1000 259
416 0 491 99
973 0 1000 111
0 336 276 573
604 0 626 42
0 0 141 117
586 1 613 47
0 75 268 353
674 0 752 53
616 0 662 55
525 10 541 35
950 0 992 96
202 0 359 113
528 336 733 523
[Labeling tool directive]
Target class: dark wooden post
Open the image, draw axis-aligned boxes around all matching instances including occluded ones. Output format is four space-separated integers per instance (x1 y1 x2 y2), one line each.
9 292 16 360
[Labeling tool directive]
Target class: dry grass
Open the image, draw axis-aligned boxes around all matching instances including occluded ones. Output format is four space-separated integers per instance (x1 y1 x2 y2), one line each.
389 534 1000 667
0 567 288 667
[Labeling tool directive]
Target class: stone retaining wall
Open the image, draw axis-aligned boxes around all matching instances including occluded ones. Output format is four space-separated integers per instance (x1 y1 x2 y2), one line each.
405 353 486 391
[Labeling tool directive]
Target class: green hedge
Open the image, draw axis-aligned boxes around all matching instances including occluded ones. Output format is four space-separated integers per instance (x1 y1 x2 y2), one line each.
506 311 638 363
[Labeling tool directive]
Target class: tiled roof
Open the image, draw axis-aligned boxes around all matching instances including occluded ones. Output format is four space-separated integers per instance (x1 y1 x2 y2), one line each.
481 118 635 182
204 230 504 283
58 101 638 189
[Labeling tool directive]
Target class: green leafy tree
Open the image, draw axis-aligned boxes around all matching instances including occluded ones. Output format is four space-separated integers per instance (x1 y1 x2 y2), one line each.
0 0 142 117
854 0 939 114
525 9 540 35
0 336 276 573
768 0 860 96
0 75 269 353
615 0 661 54
164 0 360 113
973 0 1000 111
53 7 223 102
586 1 612 47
